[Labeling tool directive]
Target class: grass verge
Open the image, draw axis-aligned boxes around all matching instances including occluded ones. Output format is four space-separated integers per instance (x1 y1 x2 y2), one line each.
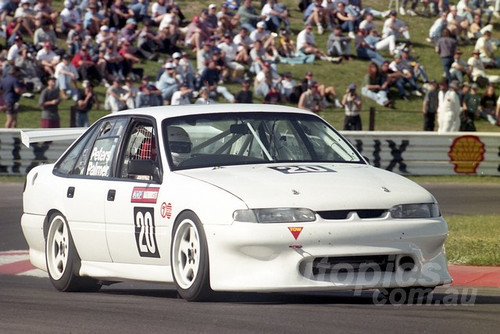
446 215 500 266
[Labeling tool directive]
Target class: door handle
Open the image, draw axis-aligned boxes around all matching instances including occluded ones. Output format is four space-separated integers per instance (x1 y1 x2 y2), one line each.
67 187 75 198
107 189 116 201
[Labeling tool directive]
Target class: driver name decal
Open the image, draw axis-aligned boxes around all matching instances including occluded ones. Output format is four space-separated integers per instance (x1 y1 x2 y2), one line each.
270 165 336 174
131 187 160 204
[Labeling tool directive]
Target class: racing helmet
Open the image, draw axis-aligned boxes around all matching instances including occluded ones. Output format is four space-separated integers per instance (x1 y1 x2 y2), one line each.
167 126 192 166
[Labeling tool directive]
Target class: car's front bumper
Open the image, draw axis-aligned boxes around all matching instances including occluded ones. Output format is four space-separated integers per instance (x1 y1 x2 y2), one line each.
205 217 452 292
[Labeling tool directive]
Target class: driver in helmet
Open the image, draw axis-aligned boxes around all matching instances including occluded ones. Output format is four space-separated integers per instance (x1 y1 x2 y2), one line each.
167 126 192 166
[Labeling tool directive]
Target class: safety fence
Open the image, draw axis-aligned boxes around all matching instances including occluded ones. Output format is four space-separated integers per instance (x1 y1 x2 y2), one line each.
1 129 499 176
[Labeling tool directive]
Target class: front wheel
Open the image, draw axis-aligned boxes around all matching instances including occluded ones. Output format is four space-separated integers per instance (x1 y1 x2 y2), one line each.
45 213 101 292
171 211 211 301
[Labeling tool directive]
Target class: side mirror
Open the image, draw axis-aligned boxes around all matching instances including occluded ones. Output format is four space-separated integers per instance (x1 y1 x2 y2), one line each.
128 159 162 183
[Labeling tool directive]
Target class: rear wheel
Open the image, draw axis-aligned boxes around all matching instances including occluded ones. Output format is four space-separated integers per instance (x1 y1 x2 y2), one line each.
45 213 101 292
171 211 211 301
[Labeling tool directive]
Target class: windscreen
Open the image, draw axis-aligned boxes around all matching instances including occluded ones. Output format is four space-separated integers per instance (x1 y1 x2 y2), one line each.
162 112 363 170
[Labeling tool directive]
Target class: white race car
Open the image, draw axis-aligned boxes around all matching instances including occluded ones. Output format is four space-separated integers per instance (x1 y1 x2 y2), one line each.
21 104 452 301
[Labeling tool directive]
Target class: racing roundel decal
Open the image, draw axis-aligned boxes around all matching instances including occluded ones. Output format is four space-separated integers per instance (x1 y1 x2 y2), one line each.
288 227 303 240
161 202 172 219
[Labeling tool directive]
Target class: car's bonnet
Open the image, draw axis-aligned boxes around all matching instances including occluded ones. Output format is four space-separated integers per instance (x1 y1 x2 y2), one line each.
177 163 434 210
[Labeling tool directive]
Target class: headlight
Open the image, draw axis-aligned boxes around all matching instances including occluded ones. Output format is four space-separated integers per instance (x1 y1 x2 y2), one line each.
390 203 440 219
233 208 316 223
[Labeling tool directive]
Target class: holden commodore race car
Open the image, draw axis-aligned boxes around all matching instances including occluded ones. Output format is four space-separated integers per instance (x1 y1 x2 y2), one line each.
21 104 452 301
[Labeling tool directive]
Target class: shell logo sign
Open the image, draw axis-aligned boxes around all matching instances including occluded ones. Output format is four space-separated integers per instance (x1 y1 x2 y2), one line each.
448 136 485 174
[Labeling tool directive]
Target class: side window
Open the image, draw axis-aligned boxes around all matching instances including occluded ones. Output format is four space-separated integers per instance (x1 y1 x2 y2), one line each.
119 121 158 180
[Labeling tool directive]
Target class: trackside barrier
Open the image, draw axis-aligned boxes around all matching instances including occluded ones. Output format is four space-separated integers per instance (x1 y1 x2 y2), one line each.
0 129 499 176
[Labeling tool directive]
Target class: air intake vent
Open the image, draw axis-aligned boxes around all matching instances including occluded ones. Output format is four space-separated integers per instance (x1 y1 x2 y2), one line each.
317 209 387 220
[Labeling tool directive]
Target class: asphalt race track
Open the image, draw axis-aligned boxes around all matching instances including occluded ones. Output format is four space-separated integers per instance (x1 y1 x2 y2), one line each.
1 182 499 333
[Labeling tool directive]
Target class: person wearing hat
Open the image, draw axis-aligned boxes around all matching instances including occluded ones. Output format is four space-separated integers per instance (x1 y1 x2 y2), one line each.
136 75 163 108
217 2 239 33
36 41 59 77
60 0 79 34
195 87 216 105
296 24 333 63
254 61 280 98
467 49 500 85
237 0 263 33
341 83 362 130
233 78 254 104
449 49 470 85
156 62 179 103
83 3 105 36
1 66 24 128
6 35 27 66
13 0 36 38
171 82 192 105
422 79 439 131
95 25 115 49
109 0 134 29
389 52 422 98
39 76 61 128
382 9 411 42
437 79 461 133
298 80 323 113
120 17 140 47
54 54 79 100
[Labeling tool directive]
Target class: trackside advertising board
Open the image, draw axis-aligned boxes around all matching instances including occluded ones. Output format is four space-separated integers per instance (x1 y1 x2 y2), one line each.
1 130 499 176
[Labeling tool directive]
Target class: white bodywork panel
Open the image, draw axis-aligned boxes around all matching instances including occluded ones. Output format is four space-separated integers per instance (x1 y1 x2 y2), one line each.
21 105 452 291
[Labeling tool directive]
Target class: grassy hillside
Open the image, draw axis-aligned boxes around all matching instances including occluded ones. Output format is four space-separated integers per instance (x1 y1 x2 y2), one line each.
1 0 499 132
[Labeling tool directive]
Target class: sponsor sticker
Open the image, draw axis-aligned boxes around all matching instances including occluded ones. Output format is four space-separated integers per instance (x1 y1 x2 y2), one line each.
131 187 160 204
161 202 172 219
288 226 303 240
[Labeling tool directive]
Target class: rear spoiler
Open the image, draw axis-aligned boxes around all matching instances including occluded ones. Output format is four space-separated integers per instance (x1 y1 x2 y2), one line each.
20 128 85 147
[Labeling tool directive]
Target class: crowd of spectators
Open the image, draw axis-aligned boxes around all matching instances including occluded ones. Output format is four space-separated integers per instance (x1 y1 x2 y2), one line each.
0 0 499 131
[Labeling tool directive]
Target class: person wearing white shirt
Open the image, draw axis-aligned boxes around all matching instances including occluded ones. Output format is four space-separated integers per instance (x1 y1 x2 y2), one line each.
151 0 168 24
36 42 60 77
7 36 26 65
55 54 79 99
60 1 80 34
170 83 192 105
382 11 410 41
217 33 245 81
447 5 469 42
296 24 330 61
195 87 216 104
438 80 461 133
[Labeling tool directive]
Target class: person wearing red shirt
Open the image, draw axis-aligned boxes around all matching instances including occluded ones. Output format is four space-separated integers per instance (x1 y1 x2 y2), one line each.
71 45 104 84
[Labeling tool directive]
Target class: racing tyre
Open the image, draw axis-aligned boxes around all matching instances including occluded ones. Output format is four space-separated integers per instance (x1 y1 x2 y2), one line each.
45 213 101 292
379 287 435 304
171 211 211 301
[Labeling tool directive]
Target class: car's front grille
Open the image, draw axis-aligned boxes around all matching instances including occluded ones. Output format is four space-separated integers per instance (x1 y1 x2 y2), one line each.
311 255 396 275
317 209 387 220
